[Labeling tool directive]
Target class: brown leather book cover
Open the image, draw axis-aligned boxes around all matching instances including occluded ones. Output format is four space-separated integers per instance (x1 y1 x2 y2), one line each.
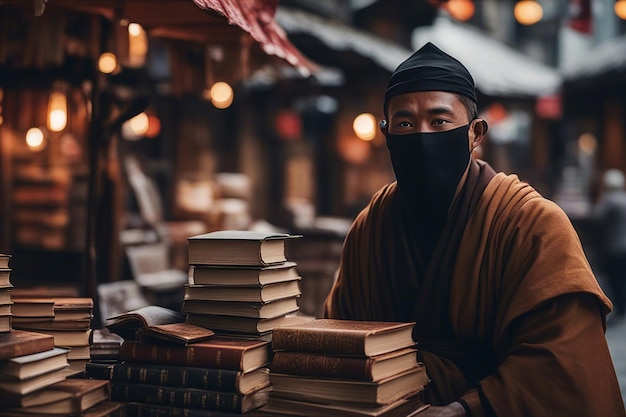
137 323 215 346
119 337 270 372
0 329 55 360
271 319 416 357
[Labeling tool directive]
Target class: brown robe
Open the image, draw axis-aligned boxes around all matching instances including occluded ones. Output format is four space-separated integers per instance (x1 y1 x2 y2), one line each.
324 160 625 417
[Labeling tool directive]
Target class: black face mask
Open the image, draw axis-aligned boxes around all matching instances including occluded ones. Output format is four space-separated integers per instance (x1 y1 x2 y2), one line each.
385 124 471 215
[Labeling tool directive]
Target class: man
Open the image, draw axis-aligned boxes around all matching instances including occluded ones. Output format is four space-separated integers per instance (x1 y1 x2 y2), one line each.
324 42 625 417
594 169 626 324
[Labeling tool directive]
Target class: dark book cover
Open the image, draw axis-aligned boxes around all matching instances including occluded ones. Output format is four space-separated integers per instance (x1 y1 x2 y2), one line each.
105 306 185 341
118 337 270 372
124 402 273 417
111 362 270 394
109 382 270 413
0 329 55 360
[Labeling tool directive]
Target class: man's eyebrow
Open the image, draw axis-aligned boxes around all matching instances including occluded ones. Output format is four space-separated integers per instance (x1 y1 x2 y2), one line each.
425 106 455 115
390 109 413 118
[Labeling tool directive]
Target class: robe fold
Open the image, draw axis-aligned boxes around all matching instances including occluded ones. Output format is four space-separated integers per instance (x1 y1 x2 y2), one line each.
324 159 625 417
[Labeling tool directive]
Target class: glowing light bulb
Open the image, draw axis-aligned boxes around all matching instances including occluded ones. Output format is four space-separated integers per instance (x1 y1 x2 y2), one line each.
353 113 377 141
210 82 234 109
514 0 543 25
98 52 117 74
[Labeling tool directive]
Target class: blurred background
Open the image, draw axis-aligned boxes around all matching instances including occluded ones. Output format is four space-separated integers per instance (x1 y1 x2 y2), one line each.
0 0 625 322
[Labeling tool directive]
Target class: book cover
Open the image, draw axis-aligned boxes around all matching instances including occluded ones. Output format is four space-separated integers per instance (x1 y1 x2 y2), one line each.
187 230 300 266
269 364 429 406
262 393 429 417
111 362 270 394
109 382 270 413
1 377 109 413
184 279 301 303
0 346 69 380
0 366 80 395
36 328 92 346
186 313 304 335
136 323 215 346
124 402 272 417
0 254 10 269
11 297 55 318
271 319 416 356
0 329 55 360
182 297 300 319
270 347 418 382
13 318 91 331
190 261 299 286
105 305 185 341
118 337 270 372
0 269 11 287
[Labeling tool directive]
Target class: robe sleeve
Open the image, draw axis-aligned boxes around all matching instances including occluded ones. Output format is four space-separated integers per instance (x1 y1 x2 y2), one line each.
474 292 624 417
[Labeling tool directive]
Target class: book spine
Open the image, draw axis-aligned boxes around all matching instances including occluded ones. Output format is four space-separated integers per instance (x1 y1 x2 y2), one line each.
118 341 244 370
270 351 372 380
109 382 244 412
111 362 242 392
124 403 244 417
271 328 366 355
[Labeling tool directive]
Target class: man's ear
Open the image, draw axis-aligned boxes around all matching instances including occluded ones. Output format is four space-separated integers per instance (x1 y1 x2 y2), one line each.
470 119 488 150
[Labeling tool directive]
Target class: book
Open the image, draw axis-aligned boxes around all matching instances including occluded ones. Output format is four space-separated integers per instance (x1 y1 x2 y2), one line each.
0 347 69 380
67 345 92 360
0 366 80 395
37 328 92 346
186 313 306 335
136 323 215 346
0 304 12 315
111 362 270 394
262 393 430 417
270 347 418 382
0 329 55 360
109 382 271 413
53 297 94 321
123 402 271 417
188 230 300 266
77 400 124 417
190 261 300 286
183 297 300 319
184 279 301 303
271 319 416 357
105 305 185 341
1 378 109 414
0 315 10 332
269 364 429 406
118 337 270 372
0 254 10 269
11 297 55 318
0 289 11 305
0 269 11 287
13 318 91 331
85 361 116 380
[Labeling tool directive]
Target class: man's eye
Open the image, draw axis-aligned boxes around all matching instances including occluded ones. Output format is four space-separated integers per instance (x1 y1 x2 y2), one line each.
432 119 448 126
398 121 412 128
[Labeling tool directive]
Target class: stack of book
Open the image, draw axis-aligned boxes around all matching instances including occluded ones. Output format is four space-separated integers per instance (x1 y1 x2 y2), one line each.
0 253 12 333
0 329 121 416
109 327 273 415
183 230 306 338
11 297 94 371
261 319 431 417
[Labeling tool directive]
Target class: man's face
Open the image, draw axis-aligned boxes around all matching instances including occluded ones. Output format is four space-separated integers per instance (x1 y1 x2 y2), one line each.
385 91 470 135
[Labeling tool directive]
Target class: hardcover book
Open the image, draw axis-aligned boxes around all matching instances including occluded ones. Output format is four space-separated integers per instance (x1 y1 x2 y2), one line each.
0 269 11 287
0 254 10 269
186 313 305 335
37 328 92 346
109 382 271 413
111 362 270 394
136 322 215 346
270 347 418 382
187 230 300 266
269 364 429 406
271 319 416 357
11 297 55 318
118 337 270 372
1 377 109 413
262 393 429 417
105 305 185 341
0 329 55 360
123 402 270 417
182 297 300 319
184 279 301 303
0 366 80 395
13 318 91 331
190 261 299 286
0 346 69 380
